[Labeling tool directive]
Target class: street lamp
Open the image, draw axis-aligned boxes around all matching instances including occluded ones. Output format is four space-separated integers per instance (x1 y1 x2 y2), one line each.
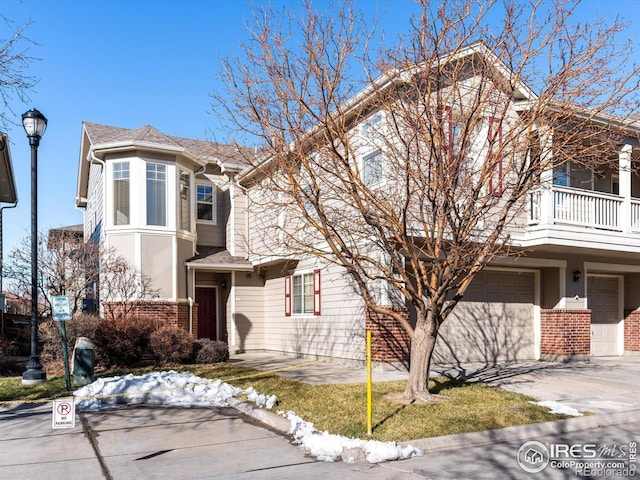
22 108 47 385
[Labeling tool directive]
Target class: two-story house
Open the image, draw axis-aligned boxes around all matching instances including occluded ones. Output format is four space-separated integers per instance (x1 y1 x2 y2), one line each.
75 44 640 367
74 122 253 342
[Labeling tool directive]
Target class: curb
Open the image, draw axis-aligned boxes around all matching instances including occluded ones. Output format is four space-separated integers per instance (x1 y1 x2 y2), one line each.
227 397 291 433
228 398 640 457
400 408 640 452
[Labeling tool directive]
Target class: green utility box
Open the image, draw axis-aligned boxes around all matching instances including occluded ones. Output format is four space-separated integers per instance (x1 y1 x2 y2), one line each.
73 337 95 385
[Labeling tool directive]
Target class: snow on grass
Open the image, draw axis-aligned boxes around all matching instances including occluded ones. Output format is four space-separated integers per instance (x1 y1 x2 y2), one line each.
73 371 421 463
284 411 422 463
532 400 583 417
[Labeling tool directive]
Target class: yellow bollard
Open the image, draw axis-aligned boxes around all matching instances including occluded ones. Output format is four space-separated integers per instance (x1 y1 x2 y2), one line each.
367 330 372 436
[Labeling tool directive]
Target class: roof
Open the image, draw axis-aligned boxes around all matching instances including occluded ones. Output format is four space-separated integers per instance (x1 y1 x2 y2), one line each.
83 122 248 166
76 122 254 207
185 246 254 271
0 133 17 204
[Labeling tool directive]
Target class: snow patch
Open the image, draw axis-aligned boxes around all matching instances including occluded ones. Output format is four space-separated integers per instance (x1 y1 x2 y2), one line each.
283 411 422 463
533 400 583 416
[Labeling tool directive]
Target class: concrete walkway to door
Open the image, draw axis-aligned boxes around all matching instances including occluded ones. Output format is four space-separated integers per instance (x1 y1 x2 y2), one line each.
231 352 640 414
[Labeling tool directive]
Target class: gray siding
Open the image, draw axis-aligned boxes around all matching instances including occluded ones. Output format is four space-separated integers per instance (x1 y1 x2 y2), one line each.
260 261 365 360
141 234 173 298
231 271 265 352
195 183 227 247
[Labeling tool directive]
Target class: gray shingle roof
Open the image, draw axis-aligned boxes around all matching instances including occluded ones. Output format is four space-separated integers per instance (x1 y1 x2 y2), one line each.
83 122 251 167
186 246 254 270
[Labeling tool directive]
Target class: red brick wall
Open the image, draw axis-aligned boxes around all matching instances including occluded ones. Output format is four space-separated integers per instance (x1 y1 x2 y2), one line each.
365 307 411 363
103 301 198 337
624 310 640 352
540 309 591 356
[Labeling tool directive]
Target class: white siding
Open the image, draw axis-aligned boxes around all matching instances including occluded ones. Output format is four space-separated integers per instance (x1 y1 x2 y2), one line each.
261 260 365 360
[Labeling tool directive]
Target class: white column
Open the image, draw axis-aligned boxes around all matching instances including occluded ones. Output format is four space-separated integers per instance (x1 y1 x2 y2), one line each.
619 143 632 232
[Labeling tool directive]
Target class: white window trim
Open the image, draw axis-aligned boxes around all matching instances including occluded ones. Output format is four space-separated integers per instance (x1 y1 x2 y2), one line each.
145 162 168 227
196 183 217 225
362 150 385 187
178 169 192 232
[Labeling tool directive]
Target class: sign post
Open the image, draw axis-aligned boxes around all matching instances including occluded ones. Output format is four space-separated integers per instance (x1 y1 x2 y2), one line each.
51 295 72 391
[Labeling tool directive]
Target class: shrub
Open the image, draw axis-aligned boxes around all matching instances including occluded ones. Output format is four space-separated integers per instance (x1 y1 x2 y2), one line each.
149 326 193 366
93 316 159 368
193 338 229 364
39 313 101 374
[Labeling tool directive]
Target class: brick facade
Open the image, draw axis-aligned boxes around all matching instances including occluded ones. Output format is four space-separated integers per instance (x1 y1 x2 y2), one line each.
103 301 199 337
540 309 591 357
365 307 411 363
624 310 640 352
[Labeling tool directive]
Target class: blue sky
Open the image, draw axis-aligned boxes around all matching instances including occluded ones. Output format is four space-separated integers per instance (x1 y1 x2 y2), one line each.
0 0 638 268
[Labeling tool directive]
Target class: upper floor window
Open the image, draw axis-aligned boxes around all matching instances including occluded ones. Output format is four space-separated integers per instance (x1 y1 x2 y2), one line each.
113 162 130 225
197 184 216 223
179 169 191 231
363 151 383 186
146 163 166 226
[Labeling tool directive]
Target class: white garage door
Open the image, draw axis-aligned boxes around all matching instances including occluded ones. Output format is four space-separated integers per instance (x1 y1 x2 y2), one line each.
434 270 535 363
587 276 620 356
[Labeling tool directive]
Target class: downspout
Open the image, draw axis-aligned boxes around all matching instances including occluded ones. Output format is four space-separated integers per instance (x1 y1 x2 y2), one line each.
186 265 193 335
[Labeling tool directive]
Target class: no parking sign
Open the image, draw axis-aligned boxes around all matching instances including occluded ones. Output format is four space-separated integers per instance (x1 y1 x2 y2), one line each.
52 398 75 429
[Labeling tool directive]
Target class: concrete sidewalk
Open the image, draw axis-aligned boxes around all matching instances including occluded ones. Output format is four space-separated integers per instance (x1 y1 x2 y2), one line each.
1 353 638 479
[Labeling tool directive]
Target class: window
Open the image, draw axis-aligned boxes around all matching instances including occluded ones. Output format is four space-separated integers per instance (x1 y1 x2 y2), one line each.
285 270 321 316
363 151 383 186
445 107 463 161
362 114 381 133
146 163 166 226
113 162 130 225
487 117 503 194
197 184 215 222
179 170 191 230
553 163 569 187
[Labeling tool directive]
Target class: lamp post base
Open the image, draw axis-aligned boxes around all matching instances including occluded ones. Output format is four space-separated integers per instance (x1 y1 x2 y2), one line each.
22 357 46 384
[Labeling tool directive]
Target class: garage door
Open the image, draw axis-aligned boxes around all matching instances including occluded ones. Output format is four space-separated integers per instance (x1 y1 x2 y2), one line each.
434 270 535 363
587 276 620 356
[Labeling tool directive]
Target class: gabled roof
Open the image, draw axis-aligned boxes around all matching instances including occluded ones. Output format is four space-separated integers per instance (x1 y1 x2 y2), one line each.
76 122 252 208
82 122 245 164
240 41 539 184
185 246 254 271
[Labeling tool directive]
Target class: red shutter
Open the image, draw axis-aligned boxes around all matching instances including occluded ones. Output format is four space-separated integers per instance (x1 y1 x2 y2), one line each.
284 275 292 316
488 117 503 195
313 269 321 316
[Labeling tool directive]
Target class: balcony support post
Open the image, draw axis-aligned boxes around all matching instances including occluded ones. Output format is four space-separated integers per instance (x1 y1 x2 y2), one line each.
619 143 632 232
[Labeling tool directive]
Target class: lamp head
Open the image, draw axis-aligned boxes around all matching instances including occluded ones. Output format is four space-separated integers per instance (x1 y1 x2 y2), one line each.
22 109 47 146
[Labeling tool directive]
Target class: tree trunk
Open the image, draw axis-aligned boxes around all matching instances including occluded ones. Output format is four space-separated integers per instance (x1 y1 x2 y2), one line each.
384 312 450 404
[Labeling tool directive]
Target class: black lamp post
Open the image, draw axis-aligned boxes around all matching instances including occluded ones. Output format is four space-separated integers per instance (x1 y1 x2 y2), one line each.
22 108 47 385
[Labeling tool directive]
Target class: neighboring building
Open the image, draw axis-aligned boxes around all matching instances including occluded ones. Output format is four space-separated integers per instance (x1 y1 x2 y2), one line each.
75 45 640 366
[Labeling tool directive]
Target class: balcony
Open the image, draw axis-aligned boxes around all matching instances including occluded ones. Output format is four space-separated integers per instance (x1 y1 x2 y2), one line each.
524 186 640 252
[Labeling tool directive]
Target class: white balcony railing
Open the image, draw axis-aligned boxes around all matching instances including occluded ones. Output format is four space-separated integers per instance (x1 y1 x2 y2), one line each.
529 186 631 231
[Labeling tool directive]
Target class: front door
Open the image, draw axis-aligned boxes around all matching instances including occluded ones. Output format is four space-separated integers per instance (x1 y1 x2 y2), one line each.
587 276 620 356
196 287 217 340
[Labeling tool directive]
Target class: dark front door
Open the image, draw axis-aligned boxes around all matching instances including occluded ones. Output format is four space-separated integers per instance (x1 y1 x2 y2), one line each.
196 287 217 340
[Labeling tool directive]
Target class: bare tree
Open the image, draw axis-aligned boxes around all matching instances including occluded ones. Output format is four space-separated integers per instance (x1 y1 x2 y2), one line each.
5 229 158 320
0 14 37 128
213 0 640 403
99 254 159 321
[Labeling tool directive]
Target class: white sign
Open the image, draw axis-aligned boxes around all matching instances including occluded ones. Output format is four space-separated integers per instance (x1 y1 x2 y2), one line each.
51 295 72 321
52 398 75 429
